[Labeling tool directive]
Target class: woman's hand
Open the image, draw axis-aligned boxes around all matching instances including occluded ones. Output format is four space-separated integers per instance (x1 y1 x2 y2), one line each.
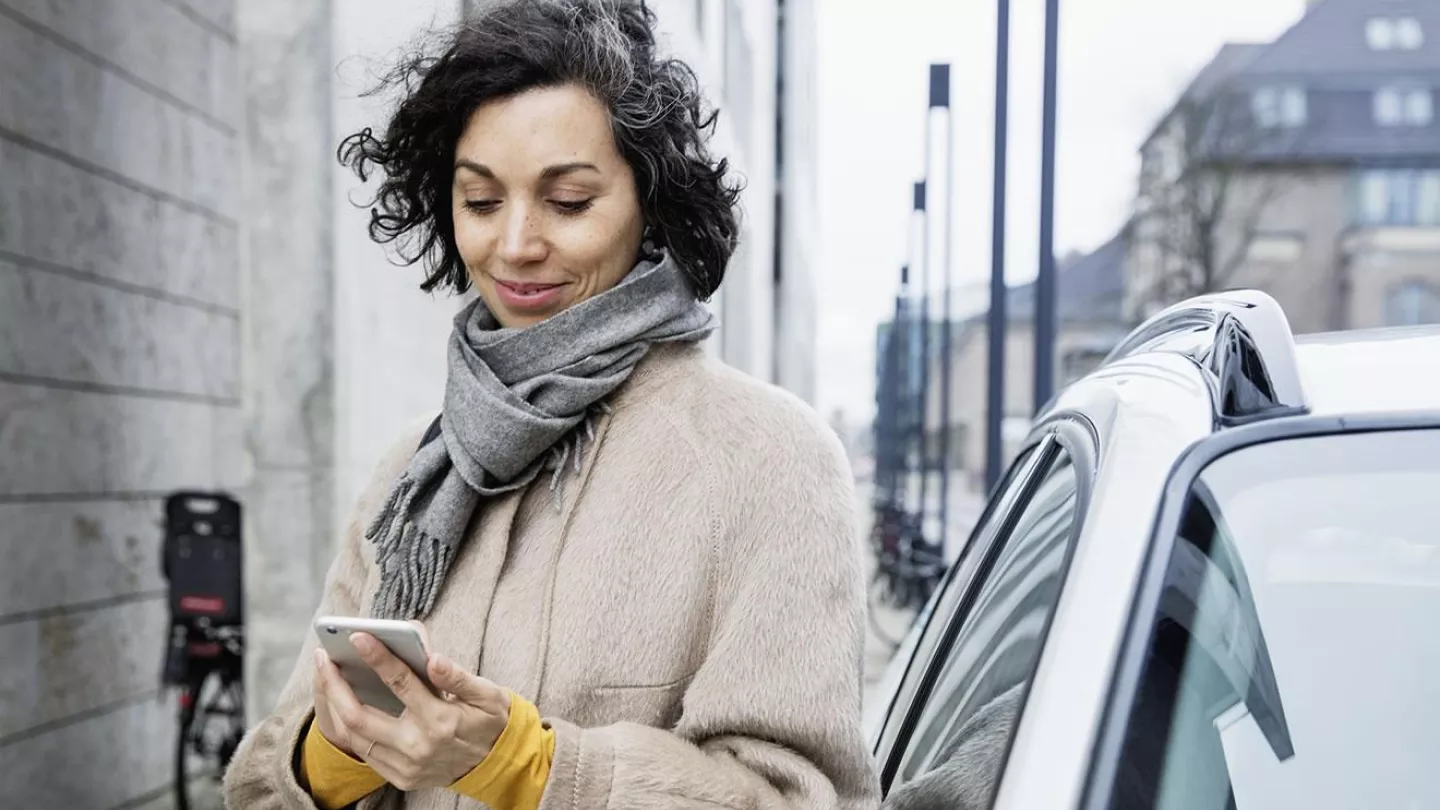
312 630 512 791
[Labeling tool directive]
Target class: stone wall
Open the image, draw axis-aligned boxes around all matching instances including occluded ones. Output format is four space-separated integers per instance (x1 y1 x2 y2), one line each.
0 0 242 806
237 0 337 725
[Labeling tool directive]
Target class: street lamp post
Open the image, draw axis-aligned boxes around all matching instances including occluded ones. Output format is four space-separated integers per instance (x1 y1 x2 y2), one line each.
985 0 1011 493
910 180 930 527
1034 0 1061 413
929 64 955 554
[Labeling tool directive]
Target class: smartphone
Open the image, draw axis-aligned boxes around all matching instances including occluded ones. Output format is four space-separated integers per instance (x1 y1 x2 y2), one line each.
314 616 434 716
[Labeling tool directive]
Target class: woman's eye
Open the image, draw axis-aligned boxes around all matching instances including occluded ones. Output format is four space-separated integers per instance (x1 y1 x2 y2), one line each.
551 199 594 214
463 199 499 214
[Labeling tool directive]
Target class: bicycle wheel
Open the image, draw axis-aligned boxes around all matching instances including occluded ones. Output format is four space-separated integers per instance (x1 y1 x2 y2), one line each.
867 573 914 650
174 680 198 810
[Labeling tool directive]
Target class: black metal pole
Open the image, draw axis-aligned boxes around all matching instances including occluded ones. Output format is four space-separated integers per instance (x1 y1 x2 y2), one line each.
1034 0 1060 413
985 0 1010 493
930 64 954 553
878 266 909 506
912 180 930 528
897 264 914 508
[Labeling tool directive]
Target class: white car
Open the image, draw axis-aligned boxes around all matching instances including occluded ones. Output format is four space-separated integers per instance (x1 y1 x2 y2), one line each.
869 290 1440 809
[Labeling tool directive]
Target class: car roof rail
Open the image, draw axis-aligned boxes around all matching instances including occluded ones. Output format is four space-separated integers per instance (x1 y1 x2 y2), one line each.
1102 290 1308 425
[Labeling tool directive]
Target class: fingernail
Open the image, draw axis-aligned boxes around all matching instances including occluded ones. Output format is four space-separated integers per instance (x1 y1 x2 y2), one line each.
313 649 324 668
350 633 370 654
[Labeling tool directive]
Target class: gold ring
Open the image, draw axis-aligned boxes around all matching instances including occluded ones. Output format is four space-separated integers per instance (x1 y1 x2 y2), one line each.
364 739 377 759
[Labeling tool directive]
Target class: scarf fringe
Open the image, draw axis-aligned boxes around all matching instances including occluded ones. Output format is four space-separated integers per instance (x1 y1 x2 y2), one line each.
366 476 454 620
545 406 607 511
369 406 611 617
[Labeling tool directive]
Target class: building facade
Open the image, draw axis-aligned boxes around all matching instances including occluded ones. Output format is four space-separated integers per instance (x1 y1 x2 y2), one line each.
645 0 820 400
0 0 818 805
0 1 244 805
1126 0 1440 334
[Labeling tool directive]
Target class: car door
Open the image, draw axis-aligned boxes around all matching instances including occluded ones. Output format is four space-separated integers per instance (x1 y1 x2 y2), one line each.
876 417 1095 809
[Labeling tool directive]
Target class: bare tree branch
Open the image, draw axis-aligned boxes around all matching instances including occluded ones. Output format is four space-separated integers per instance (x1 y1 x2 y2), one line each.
1127 77 1309 319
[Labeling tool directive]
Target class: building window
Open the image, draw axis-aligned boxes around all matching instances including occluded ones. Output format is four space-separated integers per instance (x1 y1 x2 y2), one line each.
1407 88 1434 125
1252 85 1306 128
1397 17 1426 49
1385 281 1440 326
1368 17 1425 50
1368 18 1396 49
1375 86 1433 127
1357 169 1440 226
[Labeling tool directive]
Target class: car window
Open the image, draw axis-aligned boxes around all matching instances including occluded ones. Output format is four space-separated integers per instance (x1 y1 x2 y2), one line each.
884 449 1081 810
871 443 1045 760
1101 427 1440 810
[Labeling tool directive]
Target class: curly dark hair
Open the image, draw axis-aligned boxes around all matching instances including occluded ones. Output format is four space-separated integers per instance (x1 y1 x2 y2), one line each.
337 0 742 299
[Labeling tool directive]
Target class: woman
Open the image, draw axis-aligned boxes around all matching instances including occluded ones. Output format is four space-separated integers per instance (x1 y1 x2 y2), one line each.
223 1 879 809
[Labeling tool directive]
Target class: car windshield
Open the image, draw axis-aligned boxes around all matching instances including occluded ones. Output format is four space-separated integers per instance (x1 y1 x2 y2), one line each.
1108 427 1440 810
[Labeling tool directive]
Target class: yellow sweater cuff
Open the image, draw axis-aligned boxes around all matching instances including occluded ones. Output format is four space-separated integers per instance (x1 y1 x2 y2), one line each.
301 718 387 810
449 692 557 810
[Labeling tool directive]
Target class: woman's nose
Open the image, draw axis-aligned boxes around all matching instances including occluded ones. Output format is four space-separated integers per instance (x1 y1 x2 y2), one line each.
498 205 547 265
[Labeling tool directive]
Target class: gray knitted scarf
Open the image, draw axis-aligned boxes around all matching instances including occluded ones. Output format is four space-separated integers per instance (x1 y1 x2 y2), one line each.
365 251 716 620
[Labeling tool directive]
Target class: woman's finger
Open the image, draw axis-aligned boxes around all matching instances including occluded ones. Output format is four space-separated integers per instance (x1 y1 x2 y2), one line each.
316 647 405 749
351 632 440 721
313 649 331 699
428 654 508 715
360 739 424 791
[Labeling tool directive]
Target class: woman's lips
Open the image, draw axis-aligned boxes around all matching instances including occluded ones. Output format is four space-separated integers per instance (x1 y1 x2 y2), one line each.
493 280 568 312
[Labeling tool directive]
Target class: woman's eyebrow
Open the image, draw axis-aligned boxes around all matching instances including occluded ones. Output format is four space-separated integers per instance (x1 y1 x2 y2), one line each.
539 162 601 180
453 160 600 181
454 158 495 178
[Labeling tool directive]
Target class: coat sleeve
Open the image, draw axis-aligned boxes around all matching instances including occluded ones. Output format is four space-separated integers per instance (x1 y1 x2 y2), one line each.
222 420 430 809
537 403 882 810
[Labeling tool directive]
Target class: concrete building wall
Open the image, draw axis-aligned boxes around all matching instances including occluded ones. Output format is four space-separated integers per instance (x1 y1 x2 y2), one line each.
1218 168 1352 335
329 0 463 581
239 0 336 724
652 0 819 400
242 0 466 723
1342 226 1440 328
0 0 243 806
776 0 820 402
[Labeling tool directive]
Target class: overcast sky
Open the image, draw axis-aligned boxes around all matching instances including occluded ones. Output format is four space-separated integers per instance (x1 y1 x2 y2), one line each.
813 0 1308 424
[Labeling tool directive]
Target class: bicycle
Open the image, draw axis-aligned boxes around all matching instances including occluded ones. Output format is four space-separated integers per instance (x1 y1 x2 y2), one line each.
867 501 948 649
169 621 246 810
160 491 245 810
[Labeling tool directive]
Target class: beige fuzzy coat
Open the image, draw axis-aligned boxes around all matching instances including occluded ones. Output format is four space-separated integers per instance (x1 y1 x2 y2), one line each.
223 344 881 810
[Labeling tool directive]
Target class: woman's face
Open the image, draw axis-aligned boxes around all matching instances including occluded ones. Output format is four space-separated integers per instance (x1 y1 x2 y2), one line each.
452 83 645 328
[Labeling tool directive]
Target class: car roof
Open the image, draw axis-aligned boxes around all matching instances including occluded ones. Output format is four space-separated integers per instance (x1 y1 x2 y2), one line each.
1084 291 1440 433
1295 325 1440 417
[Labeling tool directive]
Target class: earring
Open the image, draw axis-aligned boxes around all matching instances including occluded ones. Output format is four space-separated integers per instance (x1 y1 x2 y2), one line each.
641 225 661 260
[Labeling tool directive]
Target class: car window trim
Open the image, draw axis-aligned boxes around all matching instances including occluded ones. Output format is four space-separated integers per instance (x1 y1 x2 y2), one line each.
879 414 1098 794
952 415 1095 805
870 440 1047 751
874 435 1058 790
1079 410 1440 810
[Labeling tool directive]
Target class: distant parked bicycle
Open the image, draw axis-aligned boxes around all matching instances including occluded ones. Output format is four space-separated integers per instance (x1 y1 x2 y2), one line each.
867 499 947 648
160 492 246 810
